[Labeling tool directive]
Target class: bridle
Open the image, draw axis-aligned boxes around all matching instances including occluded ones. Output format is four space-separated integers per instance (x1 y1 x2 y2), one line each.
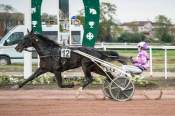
21 33 65 59
23 33 39 53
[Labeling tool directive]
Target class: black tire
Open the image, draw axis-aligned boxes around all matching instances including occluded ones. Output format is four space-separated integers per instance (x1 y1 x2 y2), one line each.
0 56 11 65
109 77 135 101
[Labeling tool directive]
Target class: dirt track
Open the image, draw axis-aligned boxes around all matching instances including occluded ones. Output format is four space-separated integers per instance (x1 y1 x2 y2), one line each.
1 99 175 116
0 90 175 116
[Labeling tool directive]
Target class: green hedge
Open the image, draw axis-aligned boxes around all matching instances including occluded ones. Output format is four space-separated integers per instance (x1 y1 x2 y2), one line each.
0 75 157 88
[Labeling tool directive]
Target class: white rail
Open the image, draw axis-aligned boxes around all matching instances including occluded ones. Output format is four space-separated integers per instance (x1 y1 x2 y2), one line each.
0 43 175 79
94 43 175 79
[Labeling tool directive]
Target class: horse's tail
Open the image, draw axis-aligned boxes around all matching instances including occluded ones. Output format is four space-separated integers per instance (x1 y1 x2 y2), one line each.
98 51 129 65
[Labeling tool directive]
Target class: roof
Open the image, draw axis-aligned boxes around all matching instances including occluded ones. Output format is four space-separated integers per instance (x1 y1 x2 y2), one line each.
0 12 24 21
121 21 152 26
0 12 23 15
0 8 15 13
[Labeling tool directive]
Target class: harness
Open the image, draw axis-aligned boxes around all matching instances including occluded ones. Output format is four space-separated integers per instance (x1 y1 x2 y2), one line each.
24 46 71 57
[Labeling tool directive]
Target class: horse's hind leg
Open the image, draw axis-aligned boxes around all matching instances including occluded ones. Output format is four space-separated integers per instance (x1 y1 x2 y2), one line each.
81 63 94 89
54 71 74 88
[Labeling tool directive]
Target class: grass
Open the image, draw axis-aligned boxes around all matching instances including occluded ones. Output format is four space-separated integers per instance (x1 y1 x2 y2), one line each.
0 64 38 72
2 75 175 89
0 75 158 89
0 75 103 87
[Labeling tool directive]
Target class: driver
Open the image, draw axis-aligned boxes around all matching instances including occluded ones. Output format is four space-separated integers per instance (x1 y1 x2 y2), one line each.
122 41 150 75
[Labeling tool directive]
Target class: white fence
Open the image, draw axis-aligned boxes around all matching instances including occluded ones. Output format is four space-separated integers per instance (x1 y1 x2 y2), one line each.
0 43 175 79
94 43 175 79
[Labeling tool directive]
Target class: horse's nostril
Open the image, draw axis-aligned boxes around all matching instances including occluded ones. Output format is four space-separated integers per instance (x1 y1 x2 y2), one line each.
15 46 22 52
15 46 18 50
15 46 19 50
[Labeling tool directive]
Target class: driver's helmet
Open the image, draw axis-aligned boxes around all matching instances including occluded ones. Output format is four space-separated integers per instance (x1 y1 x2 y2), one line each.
137 41 149 50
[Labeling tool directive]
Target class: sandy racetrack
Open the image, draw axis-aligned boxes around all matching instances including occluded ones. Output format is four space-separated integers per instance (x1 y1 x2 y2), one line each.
0 89 175 116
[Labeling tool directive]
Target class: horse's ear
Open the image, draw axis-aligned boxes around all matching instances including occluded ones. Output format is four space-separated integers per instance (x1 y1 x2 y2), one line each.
31 28 33 34
27 28 30 33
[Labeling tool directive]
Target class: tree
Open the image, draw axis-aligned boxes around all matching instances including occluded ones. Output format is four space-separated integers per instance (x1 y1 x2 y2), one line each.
0 4 16 33
117 32 146 43
97 2 119 42
100 2 117 21
76 2 120 42
41 13 57 25
41 13 49 23
97 20 111 42
154 15 174 43
0 4 15 12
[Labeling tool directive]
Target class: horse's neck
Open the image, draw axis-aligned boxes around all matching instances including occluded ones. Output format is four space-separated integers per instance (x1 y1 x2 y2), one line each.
33 41 60 56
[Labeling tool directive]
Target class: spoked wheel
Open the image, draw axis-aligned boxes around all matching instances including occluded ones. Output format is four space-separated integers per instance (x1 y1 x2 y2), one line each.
109 77 135 101
102 79 112 99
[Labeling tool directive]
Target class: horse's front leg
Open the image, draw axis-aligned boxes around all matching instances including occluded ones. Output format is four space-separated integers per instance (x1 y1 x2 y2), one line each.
76 60 94 95
12 68 46 89
54 71 74 88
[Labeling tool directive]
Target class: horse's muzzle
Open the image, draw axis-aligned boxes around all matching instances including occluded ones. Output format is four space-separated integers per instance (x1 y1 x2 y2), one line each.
15 46 23 52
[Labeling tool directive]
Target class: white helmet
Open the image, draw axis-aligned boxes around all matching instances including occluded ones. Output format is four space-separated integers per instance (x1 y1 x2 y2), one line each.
137 41 149 49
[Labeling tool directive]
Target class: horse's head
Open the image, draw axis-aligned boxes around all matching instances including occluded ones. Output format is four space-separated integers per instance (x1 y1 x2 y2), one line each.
15 29 38 52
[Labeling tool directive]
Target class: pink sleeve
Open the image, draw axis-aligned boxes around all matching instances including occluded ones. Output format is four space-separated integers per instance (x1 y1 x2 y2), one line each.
135 51 149 64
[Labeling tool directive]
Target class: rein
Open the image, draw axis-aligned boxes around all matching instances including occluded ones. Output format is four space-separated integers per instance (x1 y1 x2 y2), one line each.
24 48 62 58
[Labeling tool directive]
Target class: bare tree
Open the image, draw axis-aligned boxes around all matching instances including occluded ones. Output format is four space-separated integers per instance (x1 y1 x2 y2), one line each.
0 4 16 14
42 13 57 25
0 4 15 33
0 4 23 35
100 2 117 22
97 2 118 42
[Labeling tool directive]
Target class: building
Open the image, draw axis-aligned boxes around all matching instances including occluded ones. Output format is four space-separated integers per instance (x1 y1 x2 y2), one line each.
120 21 175 38
0 10 24 38
120 21 154 37
59 0 83 45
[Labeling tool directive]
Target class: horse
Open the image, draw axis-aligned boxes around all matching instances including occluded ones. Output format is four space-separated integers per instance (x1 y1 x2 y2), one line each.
14 30 128 90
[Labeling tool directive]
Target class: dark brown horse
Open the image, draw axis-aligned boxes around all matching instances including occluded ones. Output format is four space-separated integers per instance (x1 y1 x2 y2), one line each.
15 30 127 89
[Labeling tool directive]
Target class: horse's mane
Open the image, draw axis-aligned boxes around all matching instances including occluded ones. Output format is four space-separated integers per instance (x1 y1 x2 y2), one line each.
35 33 61 47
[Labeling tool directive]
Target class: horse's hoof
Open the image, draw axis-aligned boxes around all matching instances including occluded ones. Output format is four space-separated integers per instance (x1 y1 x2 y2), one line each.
11 85 20 90
76 87 83 95
75 87 83 99
78 87 83 92
67 83 74 88
61 83 74 88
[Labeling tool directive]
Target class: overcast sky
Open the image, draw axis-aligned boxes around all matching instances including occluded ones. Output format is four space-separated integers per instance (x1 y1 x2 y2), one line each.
0 0 175 23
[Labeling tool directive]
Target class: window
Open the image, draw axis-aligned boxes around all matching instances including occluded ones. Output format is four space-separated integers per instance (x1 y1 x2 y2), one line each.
42 31 58 41
4 32 24 46
71 31 81 44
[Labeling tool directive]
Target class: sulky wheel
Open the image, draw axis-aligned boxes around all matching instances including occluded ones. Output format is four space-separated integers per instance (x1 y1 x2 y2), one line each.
109 77 135 101
102 79 112 99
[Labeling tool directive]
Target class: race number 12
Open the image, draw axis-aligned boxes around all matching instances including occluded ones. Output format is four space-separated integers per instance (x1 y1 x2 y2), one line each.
61 48 71 58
